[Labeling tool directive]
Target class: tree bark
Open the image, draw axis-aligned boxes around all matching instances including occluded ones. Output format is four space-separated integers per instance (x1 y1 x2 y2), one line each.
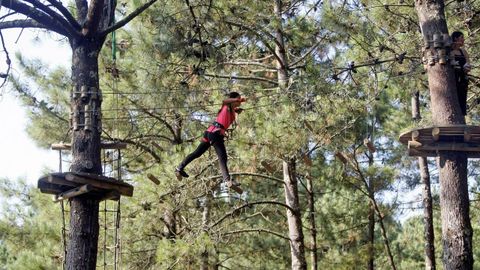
67 37 104 270
419 157 436 270
412 89 436 270
367 195 375 270
274 0 288 89
201 195 211 270
415 0 473 268
283 158 307 270
306 176 318 270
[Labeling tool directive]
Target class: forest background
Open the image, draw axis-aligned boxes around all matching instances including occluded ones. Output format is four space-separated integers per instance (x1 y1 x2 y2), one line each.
1 0 480 269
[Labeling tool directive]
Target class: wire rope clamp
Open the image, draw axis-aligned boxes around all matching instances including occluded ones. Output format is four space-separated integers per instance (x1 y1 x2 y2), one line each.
72 85 80 99
84 104 92 131
80 85 89 101
90 87 99 100
433 33 443 49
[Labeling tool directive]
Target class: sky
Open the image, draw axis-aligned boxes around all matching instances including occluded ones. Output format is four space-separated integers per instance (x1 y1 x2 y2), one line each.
0 29 71 185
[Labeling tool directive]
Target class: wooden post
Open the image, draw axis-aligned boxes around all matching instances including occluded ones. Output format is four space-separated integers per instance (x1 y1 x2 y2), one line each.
432 127 440 141
412 130 420 141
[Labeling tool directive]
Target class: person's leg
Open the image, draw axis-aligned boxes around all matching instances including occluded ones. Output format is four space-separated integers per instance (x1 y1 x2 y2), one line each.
455 72 468 116
210 132 243 194
457 80 468 116
208 132 230 181
177 137 210 177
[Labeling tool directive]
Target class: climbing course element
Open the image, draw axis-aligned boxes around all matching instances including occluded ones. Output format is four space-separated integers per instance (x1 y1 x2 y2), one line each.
399 125 480 157
38 142 130 269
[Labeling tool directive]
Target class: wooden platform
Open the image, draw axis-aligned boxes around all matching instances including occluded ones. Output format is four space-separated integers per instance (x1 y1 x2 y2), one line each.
51 141 127 150
399 125 480 157
38 172 134 202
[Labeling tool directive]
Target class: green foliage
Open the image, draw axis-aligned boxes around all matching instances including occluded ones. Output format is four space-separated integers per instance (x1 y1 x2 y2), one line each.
0 178 62 269
7 0 480 269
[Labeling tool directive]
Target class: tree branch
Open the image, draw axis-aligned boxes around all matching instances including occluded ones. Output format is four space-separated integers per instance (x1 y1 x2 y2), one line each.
75 0 88 22
23 0 78 35
0 0 70 36
82 0 104 36
99 0 159 36
223 228 290 241
121 138 162 163
0 31 11 89
225 20 283 65
210 200 295 228
46 0 82 30
177 70 278 85
0 19 50 31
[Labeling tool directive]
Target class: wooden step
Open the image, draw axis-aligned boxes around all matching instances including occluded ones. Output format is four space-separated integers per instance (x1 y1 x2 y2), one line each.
38 172 133 201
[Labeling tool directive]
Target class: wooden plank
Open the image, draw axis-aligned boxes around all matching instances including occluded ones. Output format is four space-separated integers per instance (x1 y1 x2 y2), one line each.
418 143 480 152
65 173 133 197
335 152 348 164
37 179 71 195
100 142 127 149
147 173 160 185
47 174 79 188
408 140 423 148
465 128 472 142
261 161 276 173
98 190 121 201
51 143 70 150
363 138 376 153
400 125 480 145
54 184 93 202
51 142 127 150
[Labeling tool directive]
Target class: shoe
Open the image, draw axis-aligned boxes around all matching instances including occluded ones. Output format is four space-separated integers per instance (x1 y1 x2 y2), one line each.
226 179 243 194
175 168 189 180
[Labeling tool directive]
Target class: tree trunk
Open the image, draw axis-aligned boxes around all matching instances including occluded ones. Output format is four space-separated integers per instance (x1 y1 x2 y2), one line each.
274 0 288 89
415 1 473 268
66 38 104 270
412 89 436 270
412 90 421 121
419 157 436 270
201 195 211 270
306 175 318 270
283 158 307 270
367 197 375 270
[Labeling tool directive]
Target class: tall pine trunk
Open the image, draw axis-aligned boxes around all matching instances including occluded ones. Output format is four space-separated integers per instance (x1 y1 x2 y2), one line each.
66 38 104 269
201 195 211 270
412 89 436 270
306 176 318 270
414 1 473 268
367 190 375 270
283 158 307 270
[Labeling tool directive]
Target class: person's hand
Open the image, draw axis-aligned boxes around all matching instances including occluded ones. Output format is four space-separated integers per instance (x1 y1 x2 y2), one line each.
464 63 472 73
235 108 244 114
239 97 247 102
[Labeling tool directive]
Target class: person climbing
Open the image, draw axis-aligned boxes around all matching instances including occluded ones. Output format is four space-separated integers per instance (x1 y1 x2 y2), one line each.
175 92 246 193
451 31 471 116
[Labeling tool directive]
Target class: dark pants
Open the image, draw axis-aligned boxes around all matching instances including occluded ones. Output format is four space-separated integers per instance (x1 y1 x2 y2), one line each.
455 70 469 116
178 131 230 181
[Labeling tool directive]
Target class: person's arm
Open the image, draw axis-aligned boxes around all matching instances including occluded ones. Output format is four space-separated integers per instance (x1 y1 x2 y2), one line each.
222 97 246 105
462 48 472 72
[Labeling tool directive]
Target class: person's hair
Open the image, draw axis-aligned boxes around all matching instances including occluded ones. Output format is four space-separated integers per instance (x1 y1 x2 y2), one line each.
451 31 464 42
228 92 241 98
